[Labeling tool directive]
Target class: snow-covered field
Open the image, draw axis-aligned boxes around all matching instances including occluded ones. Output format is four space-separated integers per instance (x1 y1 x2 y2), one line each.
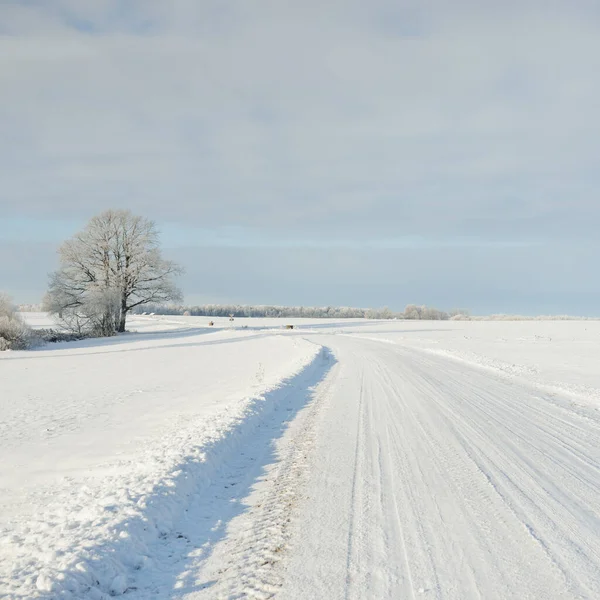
2 315 600 599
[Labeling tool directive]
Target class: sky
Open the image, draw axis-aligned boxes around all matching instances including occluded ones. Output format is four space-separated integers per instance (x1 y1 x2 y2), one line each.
1 0 599 314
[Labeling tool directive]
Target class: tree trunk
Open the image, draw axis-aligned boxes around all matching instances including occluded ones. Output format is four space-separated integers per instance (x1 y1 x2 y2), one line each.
118 297 127 333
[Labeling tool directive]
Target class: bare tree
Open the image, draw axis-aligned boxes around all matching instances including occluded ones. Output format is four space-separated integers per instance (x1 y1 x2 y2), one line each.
44 210 183 335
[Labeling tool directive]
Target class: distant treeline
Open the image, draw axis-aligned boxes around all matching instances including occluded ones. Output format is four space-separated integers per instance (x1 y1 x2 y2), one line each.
130 303 469 320
18 303 600 321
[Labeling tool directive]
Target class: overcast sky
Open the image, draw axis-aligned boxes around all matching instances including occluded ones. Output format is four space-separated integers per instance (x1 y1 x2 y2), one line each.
1 1 599 314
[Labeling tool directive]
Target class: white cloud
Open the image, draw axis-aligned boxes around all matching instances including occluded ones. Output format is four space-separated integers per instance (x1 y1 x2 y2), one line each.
1 0 599 242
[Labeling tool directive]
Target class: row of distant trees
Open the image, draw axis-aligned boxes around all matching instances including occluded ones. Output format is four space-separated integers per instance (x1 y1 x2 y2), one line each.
135 303 470 321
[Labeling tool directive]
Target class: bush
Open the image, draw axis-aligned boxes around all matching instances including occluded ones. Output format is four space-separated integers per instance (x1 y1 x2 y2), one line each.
36 329 90 344
0 294 33 350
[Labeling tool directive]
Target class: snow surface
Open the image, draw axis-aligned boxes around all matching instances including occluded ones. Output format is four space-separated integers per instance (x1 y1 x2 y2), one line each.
2 315 600 598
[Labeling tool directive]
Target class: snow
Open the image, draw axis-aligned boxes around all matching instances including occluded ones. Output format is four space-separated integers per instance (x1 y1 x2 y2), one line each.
341 319 600 405
17 312 61 330
3 315 600 599
279 334 600 599
1 316 321 599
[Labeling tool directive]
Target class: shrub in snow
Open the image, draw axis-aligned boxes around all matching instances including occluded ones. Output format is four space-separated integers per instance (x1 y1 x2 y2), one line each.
37 328 90 344
449 308 471 319
0 293 33 350
450 313 470 321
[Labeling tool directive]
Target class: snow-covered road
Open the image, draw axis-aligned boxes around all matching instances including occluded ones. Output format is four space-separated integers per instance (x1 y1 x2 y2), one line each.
280 335 600 599
3 317 600 599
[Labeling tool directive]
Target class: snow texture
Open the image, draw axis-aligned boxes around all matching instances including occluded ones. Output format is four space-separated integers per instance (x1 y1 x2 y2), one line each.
2 315 600 599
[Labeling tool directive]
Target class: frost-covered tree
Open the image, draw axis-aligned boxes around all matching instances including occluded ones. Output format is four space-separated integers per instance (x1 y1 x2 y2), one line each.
44 210 183 335
0 293 32 350
404 304 422 319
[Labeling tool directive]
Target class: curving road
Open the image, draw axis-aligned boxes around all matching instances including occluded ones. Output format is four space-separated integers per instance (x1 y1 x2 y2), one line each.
279 335 600 599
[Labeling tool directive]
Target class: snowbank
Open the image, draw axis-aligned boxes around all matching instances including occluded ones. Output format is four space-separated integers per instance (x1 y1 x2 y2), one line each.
0 327 320 599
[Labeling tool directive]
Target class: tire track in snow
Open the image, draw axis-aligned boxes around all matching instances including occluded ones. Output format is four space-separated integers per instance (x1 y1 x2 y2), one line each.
376 372 419 600
400 348 600 598
378 352 547 597
279 335 600 599
343 368 365 600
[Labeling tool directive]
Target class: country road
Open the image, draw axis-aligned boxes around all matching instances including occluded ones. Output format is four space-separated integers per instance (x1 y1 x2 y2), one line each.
277 335 600 600
176 331 600 599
